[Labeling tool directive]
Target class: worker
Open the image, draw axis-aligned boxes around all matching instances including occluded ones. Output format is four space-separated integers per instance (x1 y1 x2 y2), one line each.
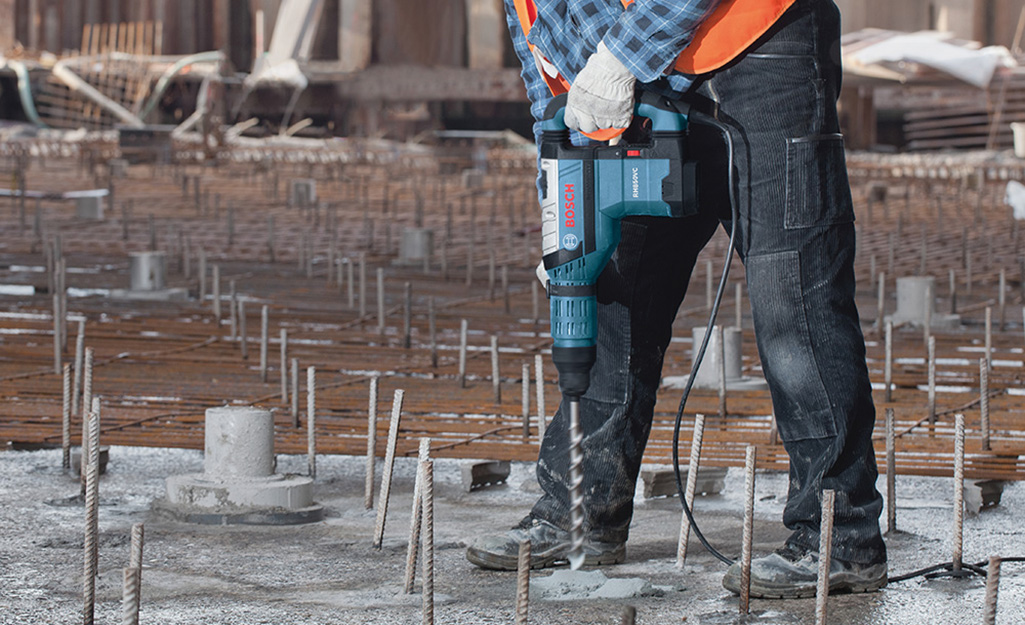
466 0 888 599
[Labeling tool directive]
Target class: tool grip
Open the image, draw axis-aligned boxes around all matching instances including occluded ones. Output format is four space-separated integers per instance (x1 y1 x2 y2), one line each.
541 92 688 138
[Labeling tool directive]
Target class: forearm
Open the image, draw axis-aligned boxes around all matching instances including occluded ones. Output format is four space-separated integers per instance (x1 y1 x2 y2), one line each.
603 0 723 82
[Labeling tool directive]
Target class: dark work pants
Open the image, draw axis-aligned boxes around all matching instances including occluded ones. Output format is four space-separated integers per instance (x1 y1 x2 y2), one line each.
530 0 887 566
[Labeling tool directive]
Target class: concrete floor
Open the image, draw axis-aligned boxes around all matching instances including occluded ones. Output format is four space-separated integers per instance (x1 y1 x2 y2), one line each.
1 445 1022 624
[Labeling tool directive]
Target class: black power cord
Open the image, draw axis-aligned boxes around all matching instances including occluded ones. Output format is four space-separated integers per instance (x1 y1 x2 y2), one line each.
670 109 739 567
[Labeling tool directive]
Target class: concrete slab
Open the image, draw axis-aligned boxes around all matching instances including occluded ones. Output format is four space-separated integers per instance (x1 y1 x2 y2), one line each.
1 446 1023 625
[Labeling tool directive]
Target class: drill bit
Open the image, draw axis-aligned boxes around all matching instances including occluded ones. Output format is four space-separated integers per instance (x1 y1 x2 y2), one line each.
567 398 585 569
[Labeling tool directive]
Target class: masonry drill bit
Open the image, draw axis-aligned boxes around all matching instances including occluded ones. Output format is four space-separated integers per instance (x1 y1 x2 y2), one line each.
567 398 585 570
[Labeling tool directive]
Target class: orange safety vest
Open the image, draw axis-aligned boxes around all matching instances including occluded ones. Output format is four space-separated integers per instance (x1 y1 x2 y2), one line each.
513 0 796 90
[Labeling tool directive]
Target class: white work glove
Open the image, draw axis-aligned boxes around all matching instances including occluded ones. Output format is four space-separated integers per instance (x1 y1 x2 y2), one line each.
564 41 637 134
535 260 550 289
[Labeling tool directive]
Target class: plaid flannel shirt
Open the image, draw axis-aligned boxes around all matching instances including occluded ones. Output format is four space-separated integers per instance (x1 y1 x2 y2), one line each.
504 0 721 131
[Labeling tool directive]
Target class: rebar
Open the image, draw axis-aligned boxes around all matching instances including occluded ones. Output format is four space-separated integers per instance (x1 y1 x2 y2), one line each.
491 335 501 404
212 264 221 321
403 282 412 349
279 328 288 405
677 413 706 567
307 366 316 479
884 321 893 403
953 413 965 572
520 363 531 439
53 294 61 374
120 567 140 625
535 354 546 441
347 259 355 310
717 325 727 419
421 458 435 625
567 398 585 570
365 375 379 510
815 489 836 625
985 306 993 372
62 363 71 470
229 285 237 341
923 280 933 346
377 268 385 336
886 408 896 534
428 297 438 368
620 606 637 625
259 306 269 380
928 336 936 422
458 319 468 388
404 438 431 594
515 539 530 625
373 389 405 548
735 282 742 329
877 271 886 328
82 402 100 625
983 556 1001 625
72 320 84 416
359 254 367 319
126 523 143 624
999 269 1007 330
80 347 94 491
739 444 756 614
291 358 300 425
488 250 496 300
980 358 991 451
949 269 957 314
502 265 510 313
238 300 248 359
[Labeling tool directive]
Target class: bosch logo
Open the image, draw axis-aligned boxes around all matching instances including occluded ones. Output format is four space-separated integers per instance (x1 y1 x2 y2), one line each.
562 233 579 250
563 184 575 227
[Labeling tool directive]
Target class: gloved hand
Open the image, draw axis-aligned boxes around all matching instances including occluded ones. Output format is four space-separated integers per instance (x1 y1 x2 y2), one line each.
564 41 636 134
535 260 550 289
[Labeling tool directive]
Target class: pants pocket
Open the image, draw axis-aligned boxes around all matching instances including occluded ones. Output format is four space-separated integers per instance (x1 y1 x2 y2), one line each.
746 250 837 441
784 134 854 230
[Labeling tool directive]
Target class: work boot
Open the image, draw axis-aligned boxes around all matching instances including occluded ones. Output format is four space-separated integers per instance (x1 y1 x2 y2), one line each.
466 516 626 571
722 545 887 599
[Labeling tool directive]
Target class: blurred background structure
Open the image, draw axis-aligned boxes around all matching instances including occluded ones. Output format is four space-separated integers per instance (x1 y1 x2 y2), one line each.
0 0 1023 148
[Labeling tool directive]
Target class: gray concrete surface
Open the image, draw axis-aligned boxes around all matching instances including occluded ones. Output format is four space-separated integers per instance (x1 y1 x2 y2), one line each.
1 445 1022 624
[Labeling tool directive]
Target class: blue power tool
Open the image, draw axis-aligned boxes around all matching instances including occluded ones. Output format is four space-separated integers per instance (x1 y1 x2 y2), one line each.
538 91 700 568
540 91 699 400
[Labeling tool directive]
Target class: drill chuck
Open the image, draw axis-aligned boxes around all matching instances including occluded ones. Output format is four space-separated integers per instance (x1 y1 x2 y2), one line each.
552 345 596 399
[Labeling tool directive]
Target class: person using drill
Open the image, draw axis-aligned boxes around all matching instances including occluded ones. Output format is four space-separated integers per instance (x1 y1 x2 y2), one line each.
466 0 887 599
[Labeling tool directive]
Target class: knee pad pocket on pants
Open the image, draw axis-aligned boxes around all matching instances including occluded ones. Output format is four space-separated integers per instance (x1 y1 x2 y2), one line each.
746 250 837 441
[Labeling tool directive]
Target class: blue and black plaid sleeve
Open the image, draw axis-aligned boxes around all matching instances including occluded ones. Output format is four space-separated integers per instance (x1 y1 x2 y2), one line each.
605 0 722 82
517 0 720 88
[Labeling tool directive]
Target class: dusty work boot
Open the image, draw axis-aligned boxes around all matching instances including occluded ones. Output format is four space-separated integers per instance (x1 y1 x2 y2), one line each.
722 545 887 599
466 516 626 571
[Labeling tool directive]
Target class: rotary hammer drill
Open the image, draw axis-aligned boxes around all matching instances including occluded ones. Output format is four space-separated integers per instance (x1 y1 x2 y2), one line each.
538 91 702 567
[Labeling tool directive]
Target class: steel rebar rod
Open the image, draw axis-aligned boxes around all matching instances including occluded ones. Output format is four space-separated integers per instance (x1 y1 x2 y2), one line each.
373 389 405 548
739 444 756 614
953 413 965 572
307 366 316 479
421 458 435 625
365 375 379 510
677 413 706 567
404 438 431 594
815 489 836 625
515 539 530 625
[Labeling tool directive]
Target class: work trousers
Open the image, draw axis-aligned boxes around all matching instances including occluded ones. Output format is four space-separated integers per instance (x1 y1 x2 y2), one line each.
529 0 887 566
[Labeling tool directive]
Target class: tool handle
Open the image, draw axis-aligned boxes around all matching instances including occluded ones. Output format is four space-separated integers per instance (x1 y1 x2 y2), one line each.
541 91 688 137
